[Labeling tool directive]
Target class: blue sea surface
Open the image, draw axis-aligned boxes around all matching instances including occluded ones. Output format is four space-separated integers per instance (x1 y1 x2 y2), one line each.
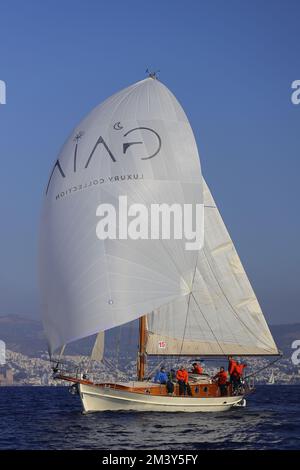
0 385 299 450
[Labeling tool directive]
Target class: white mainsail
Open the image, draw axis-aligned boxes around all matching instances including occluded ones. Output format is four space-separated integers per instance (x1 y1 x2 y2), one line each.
146 178 279 356
39 78 203 354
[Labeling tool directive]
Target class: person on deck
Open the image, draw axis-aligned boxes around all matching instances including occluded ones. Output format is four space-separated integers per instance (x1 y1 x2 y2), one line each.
228 356 237 379
230 361 247 393
228 356 238 391
213 366 228 397
191 362 203 375
176 367 192 396
233 361 247 384
153 367 168 384
168 369 176 382
166 369 176 395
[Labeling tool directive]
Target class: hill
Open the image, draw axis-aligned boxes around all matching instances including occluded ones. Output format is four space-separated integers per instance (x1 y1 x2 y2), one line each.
0 314 299 358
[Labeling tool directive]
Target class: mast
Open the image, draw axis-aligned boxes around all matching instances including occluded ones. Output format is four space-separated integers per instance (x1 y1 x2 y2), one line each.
137 315 147 381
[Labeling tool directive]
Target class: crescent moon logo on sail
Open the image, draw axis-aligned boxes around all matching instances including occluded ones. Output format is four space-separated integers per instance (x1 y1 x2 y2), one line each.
113 122 123 130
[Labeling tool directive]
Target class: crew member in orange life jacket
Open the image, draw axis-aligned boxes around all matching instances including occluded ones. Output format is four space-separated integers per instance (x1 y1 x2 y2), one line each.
213 366 228 397
234 361 247 380
176 367 192 396
191 362 203 375
228 356 238 390
231 360 247 393
228 356 237 380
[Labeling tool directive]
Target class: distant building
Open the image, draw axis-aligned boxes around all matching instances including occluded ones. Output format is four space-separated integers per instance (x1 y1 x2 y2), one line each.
0 366 14 386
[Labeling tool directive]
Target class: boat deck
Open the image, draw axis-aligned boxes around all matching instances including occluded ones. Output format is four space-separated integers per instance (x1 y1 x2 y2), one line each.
57 374 234 398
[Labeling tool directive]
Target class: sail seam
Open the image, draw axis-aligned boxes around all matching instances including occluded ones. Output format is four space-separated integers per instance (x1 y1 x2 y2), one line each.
178 247 200 355
190 292 227 356
202 249 276 352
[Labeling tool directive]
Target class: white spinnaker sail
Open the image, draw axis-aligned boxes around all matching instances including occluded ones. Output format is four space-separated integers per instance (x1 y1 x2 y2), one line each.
39 78 203 354
146 178 279 356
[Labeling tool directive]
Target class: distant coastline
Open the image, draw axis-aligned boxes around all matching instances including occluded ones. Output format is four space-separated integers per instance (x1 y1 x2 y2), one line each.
0 315 299 387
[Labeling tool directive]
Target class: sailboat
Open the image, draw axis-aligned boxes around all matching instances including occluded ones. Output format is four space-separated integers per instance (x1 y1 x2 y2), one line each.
39 74 279 412
267 369 275 385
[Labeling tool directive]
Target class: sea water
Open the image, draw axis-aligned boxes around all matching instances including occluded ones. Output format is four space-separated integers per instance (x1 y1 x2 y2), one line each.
0 385 299 450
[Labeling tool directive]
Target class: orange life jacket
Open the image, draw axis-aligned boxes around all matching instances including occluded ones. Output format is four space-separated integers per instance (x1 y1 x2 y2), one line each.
215 370 228 385
228 359 237 375
192 364 203 374
234 363 247 378
176 369 188 383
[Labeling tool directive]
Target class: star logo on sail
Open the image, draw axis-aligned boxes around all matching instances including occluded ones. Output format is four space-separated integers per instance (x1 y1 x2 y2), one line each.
73 131 84 142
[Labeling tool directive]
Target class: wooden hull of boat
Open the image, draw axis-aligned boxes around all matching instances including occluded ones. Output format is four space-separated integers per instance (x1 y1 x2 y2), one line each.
78 382 245 412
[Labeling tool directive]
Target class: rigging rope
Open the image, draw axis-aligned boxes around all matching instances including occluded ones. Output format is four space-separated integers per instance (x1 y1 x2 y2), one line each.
191 292 227 356
202 248 277 352
179 252 199 354
244 353 283 380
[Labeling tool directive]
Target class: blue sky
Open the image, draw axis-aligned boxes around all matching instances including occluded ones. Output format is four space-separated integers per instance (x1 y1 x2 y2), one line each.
0 0 299 323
